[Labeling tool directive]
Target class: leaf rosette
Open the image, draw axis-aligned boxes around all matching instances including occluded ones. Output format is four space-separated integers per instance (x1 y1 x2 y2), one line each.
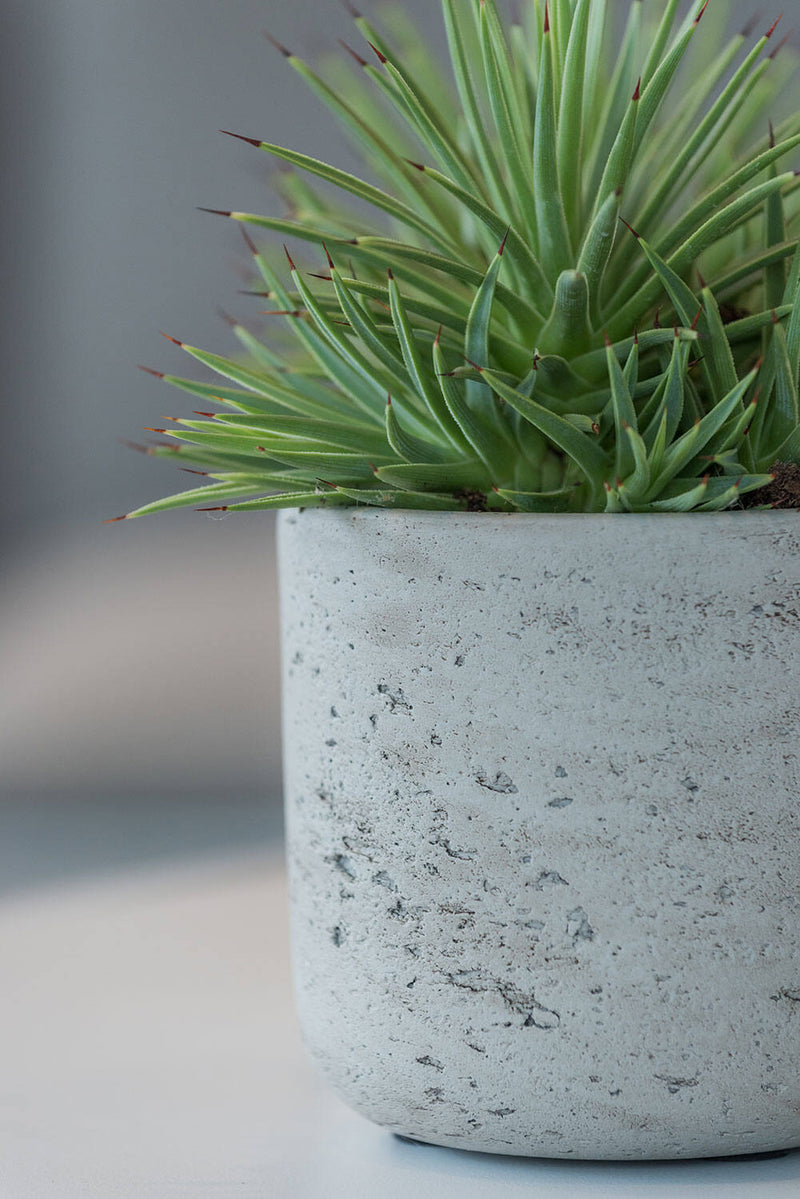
120 1 800 519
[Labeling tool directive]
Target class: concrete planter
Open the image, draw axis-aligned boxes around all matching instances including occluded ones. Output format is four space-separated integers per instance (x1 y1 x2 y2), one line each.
278 509 800 1161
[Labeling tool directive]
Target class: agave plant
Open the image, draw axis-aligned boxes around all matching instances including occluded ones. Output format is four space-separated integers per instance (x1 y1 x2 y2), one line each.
118 0 800 519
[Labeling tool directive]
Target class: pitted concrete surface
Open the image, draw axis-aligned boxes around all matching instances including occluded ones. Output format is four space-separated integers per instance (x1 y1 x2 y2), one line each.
279 511 800 1160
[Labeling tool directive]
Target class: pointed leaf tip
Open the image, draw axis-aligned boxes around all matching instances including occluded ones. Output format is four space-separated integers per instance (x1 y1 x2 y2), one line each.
197 506 230 513
766 14 783 39
368 42 387 64
338 39 367 68
283 244 297 271
197 207 232 218
220 129 262 148
387 267 394 279
694 0 709 25
619 217 641 239
544 3 550 33
769 32 790 60
160 332 184 347
499 227 510 255
103 514 129 524
403 158 426 171
137 365 164 379
322 242 335 269
603 331 612 347
435 324 442 346
240 225 258 255
264 32 291 57
632 77 641 102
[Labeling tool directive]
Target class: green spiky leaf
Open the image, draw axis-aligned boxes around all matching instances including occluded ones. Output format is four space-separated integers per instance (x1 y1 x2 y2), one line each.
123 2 800 520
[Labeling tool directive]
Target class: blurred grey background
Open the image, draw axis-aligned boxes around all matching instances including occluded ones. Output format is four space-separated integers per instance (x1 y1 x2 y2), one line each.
0 0 781 889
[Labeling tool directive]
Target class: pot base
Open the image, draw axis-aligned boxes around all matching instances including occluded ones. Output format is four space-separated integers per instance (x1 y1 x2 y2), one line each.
394 1133 795 1163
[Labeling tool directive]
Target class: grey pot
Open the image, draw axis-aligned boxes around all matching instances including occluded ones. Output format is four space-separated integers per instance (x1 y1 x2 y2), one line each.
278 508 800 1161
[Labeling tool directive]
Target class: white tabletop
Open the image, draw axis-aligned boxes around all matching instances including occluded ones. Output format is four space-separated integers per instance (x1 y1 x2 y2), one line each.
1 848 797 1198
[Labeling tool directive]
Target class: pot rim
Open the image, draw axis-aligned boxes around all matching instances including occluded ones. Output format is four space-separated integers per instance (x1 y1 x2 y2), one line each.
280 507 799 524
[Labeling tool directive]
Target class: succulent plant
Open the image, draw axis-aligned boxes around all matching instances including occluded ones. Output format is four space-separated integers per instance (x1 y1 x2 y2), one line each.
119 0 800 519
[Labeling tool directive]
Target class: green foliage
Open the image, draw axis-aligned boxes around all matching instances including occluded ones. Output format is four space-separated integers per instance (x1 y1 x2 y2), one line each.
123 1 800 518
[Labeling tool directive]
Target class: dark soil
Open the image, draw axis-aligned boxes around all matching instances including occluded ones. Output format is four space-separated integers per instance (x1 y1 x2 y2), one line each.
742 461 800 509
454 488 489 512
718 303 751 325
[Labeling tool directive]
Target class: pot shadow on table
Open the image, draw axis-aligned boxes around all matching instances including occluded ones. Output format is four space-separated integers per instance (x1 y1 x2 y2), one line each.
388 1135 800 1192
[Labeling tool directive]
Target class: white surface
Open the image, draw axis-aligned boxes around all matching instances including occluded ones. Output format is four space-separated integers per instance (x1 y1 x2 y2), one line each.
0 850 797 1198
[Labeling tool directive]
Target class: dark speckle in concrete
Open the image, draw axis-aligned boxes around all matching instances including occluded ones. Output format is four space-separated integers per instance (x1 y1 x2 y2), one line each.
535 870 569 890
476 771 518 794
328 852 357 881
771 987 800 1003
378 683 413 713
416 1055 445 1071
654 1074 700 1094
567 907 595 943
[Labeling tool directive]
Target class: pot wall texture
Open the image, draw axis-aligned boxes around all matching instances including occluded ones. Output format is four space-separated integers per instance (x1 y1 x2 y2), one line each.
278 510 800 1160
